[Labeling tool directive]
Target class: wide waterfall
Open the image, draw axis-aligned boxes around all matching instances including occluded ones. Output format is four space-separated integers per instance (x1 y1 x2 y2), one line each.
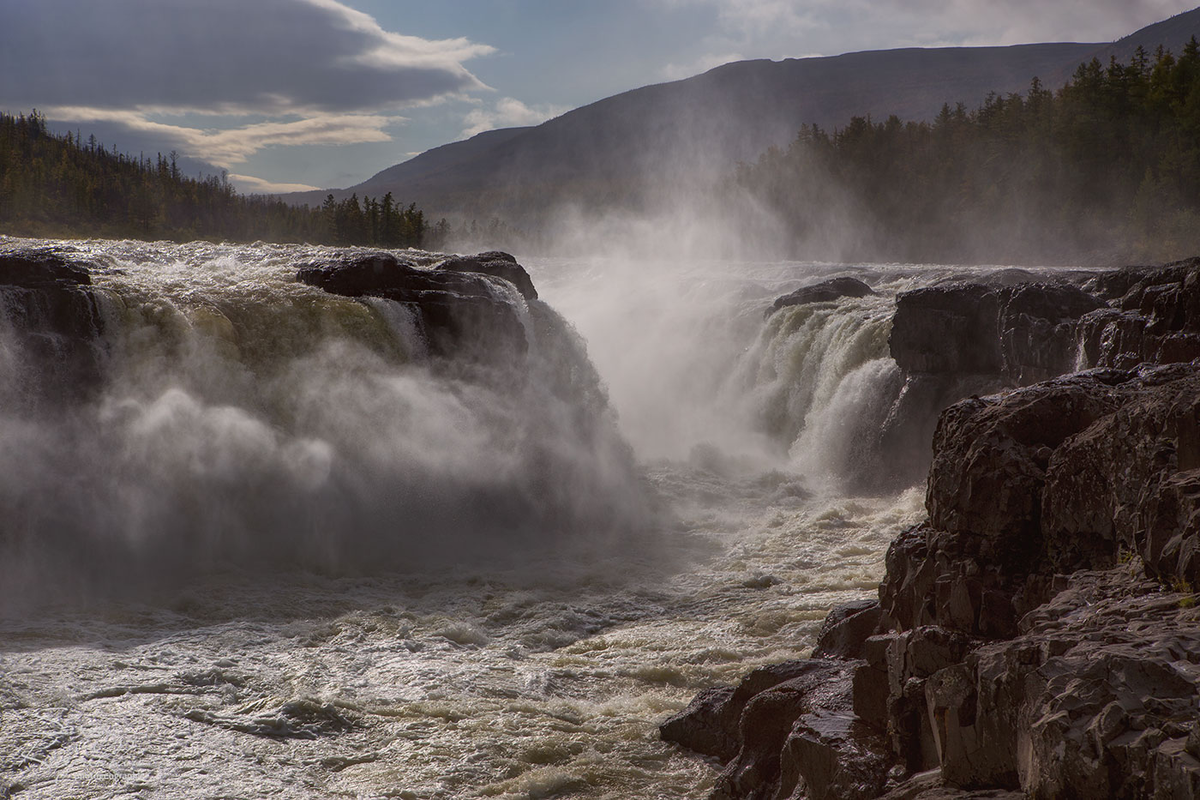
10 239 1089 799
0 239 655 611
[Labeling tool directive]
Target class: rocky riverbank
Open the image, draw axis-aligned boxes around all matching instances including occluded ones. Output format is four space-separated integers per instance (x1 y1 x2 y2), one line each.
662 257 1200 799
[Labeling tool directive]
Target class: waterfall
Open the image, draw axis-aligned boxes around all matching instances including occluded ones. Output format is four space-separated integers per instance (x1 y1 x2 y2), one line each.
0 240 650 609
729 293 901 491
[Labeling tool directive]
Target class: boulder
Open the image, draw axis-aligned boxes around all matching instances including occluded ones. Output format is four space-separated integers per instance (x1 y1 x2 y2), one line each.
297 251 533 360
0 247 107 403
710 660 891 800
438 250 537 300
659 685 738 762
812 599 882 660
767 276 875 316
663 659 893 800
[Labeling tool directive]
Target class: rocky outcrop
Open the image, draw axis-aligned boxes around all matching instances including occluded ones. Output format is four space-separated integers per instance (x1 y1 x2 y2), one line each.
438 250 538 301
0 248 107 403
666 257 1200 799
1080 256 1200 369
662 660 890 800
889 281 1105 383
767 277 875 316
877 280 1108 487
296 250 535 361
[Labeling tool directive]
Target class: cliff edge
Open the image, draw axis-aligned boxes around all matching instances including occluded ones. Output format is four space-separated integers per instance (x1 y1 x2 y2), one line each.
663 257 1200 799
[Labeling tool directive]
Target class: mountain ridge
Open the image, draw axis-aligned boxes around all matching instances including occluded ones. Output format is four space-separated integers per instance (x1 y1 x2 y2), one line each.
280 7 1200 223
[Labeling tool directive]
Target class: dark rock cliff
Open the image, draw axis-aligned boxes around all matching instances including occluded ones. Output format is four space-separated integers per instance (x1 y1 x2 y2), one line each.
664 257 1200 799
0 249 108 403
296 249 537 363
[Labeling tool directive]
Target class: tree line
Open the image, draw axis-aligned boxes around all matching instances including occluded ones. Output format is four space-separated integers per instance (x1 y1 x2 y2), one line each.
734 39 1200 263
0 110 435 248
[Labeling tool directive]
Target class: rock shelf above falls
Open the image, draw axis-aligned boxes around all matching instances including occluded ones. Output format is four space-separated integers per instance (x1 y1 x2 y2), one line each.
663 256 1200 800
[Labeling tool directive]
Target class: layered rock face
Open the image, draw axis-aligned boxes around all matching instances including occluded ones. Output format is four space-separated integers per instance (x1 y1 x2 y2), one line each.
878 277 1108 487
296 249 537 363
0 250 108 403
664 258 1200 799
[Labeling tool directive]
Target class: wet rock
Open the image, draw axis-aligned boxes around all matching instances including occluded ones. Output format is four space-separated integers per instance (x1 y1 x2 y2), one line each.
926 372 1126 560
660 685 739 762
0 247 107 403
297 250 533 360
1081 257 1200 368
878 279 1106 489
438 250 537 300
779 707 891 800
711 660 891 800
812 599 882 660
1042 364 1200 584
0 251 93 287
661 661 834 764
767 276 875 316
890 281 1106 382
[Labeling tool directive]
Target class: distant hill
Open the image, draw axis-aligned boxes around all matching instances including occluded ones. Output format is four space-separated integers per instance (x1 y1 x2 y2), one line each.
283 125 530 210
281 8 1200 224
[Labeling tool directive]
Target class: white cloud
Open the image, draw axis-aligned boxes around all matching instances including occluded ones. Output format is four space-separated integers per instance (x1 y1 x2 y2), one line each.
461 98 570 138
661 52 746 80
652 0 1199 54
44 107 399 168
227 174 322 194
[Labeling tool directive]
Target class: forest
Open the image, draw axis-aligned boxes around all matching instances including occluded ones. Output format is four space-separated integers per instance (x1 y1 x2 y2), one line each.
735 40 1200 263
0 110 434 248
4 39 1200 262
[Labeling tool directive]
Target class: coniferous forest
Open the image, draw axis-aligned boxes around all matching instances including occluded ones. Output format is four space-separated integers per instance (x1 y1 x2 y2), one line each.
0 110 432 248
735 41 1200 263
4 41 1200 263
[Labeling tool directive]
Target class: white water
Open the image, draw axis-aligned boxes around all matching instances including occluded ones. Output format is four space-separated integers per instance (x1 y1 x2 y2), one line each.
0 240 965 799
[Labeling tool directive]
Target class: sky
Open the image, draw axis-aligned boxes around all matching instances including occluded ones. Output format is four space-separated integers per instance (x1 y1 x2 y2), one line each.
1 0 1196 194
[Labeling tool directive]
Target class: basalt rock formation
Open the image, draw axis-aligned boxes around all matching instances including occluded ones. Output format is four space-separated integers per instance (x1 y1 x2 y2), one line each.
767 276 875 317
665 257 1200 799
297 250 536 361
0 248 107 402
877 278 1108 487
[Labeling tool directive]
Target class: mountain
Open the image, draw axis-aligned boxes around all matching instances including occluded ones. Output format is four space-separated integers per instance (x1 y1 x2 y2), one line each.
1086 6 1200 69
283 125 530 210
281 8 1200 223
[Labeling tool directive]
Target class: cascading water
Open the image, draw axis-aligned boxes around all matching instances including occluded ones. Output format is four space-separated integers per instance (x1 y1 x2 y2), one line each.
0 239 651 609
1 240 941 800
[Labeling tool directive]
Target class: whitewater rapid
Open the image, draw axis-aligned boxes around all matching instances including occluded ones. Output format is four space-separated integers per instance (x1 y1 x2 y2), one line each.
0 240 964 799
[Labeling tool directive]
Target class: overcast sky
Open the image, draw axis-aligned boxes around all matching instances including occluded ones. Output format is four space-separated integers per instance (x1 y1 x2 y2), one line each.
1 0 1195 194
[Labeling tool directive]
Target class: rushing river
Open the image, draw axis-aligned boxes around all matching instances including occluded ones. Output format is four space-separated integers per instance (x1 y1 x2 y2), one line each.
0 238 1036 799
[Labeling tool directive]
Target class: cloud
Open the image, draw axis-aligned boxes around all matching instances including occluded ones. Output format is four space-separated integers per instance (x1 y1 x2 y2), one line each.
227 174 322 194
661 52 746 80
0 0 494 115
461 98 570 138
652 0 1199 53
44 107 399 168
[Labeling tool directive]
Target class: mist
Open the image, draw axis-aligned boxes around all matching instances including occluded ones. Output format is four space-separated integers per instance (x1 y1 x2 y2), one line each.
0 241 663 614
